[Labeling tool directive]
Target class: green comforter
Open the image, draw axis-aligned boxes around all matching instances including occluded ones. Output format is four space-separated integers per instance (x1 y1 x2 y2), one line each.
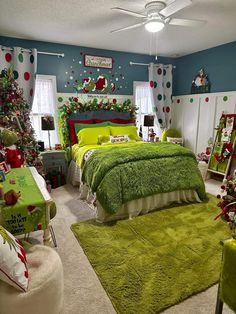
82 142 206 214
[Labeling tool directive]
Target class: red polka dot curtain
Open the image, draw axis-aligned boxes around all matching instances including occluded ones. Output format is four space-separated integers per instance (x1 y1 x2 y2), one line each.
148 63 173 129
0 46 37 107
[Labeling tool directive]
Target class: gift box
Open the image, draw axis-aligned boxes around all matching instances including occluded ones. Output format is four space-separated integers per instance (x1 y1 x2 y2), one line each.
46 170 66 189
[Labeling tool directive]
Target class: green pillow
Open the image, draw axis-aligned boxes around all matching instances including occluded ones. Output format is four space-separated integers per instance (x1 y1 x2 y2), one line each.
98 135 110 145
75 122 109 136
161 128 181 142
110 126 141 141
78 126 110 146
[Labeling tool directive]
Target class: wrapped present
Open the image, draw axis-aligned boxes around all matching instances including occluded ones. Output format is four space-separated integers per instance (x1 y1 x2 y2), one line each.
46 170 66 189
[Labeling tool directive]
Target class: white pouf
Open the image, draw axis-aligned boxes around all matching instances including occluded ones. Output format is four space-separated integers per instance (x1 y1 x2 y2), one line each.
0 245 64 314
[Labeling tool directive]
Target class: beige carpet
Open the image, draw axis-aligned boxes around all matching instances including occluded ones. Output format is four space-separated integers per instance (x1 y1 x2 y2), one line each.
27 180 234 314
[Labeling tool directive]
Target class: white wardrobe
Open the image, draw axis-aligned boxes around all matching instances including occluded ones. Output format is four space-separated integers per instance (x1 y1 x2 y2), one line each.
172 92 236 154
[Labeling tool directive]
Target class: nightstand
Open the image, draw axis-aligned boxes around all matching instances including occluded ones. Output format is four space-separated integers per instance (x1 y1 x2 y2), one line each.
40 150 68 176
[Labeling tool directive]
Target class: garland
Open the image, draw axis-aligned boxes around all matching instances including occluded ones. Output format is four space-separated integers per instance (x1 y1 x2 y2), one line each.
59 97 137 147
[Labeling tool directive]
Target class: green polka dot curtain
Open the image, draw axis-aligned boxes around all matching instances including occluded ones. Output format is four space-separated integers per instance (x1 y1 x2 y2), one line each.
148 63 173 129
0 46 37 107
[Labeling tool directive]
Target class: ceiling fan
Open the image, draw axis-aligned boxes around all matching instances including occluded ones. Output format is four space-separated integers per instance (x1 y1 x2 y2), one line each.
111 0 205 33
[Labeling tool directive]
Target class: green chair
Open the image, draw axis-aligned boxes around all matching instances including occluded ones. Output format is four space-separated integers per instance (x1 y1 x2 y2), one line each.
161 128 182 142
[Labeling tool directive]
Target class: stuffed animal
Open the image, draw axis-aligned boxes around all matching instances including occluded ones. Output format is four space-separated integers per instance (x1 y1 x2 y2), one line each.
4 189 21 205
5 147 24 168
0 128 24 168
149 128 156 142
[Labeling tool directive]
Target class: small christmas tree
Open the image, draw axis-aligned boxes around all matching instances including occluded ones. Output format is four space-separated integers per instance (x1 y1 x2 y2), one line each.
0 68 39 166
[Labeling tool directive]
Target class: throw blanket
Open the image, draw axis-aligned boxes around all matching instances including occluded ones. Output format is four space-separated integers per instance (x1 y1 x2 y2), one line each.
82 142 206 214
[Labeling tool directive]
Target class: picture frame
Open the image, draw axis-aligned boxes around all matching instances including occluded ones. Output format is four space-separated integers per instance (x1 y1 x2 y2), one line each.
84 54 113 69
0 161 10 174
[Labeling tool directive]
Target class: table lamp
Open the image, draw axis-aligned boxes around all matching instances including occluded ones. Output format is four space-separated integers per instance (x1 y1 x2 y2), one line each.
41 115 55 150
143 115 154 141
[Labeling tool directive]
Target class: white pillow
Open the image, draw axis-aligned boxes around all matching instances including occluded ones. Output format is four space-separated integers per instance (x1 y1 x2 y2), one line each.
167 137 183 145
109 135 130 143
0 226 28 291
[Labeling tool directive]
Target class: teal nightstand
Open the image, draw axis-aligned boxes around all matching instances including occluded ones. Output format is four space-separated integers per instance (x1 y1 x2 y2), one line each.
40 150 68 176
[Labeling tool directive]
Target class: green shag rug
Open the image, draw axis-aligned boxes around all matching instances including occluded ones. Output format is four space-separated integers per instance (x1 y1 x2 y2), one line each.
71 194 230 314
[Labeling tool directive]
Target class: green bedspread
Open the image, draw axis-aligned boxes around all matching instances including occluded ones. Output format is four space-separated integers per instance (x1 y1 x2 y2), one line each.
82 142 206 214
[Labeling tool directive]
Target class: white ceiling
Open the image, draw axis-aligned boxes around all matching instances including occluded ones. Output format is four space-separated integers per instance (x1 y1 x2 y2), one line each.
0 0 236 57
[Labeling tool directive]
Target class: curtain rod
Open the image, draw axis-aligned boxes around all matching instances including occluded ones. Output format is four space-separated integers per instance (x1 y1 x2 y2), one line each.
1 45 64 58
129 61 176 68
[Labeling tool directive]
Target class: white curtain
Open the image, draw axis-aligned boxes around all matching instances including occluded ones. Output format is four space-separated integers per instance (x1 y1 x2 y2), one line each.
0 46 37 107
30 78 59 149
135 82 162 140
148 63 173 129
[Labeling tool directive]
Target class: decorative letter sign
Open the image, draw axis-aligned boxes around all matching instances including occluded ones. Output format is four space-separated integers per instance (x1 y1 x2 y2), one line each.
84 55 113 69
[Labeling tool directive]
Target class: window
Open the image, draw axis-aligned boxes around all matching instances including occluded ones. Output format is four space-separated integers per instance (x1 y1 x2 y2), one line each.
134 81 161 141
30 75 59 149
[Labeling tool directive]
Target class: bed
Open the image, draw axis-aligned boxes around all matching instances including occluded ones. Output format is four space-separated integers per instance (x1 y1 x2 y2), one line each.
65 110 206 223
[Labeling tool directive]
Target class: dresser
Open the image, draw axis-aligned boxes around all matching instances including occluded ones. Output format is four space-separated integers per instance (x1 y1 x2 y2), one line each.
40 150 68 176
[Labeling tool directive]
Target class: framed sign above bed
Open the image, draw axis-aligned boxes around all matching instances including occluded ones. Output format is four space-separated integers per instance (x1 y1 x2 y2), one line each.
84 55 113 69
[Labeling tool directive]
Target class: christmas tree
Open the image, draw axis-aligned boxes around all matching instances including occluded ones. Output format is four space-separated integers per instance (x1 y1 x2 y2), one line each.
0 68 39 166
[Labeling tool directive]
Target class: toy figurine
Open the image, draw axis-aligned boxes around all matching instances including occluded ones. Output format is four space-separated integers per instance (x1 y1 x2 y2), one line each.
149 128 156 142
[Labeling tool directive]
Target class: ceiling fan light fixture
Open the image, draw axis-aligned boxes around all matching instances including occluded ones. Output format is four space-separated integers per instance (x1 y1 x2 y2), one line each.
145 20 164 32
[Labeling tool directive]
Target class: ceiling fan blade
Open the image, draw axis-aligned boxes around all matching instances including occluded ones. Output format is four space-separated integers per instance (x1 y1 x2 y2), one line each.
111 22 145 33
169 18 206 27
111 7 146 18
159 0 192 18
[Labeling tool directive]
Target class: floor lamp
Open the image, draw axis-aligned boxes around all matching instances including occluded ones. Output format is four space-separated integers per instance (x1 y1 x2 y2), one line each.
41 115 55 150
143 115 154 142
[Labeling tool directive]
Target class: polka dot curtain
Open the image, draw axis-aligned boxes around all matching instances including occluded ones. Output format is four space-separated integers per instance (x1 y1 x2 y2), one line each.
148 63 173 129
0 46 37 108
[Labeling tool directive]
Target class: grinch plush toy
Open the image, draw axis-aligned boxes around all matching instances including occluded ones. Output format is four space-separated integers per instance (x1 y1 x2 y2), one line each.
0 128 24 168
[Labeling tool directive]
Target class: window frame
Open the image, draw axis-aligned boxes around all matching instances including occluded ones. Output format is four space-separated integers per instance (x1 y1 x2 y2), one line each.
30 74 59 147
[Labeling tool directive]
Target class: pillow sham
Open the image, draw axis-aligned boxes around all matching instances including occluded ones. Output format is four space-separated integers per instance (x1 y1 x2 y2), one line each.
110 126 141 141
78 126 110 146
0 226 28 292
75 122 109 137
68 120 93 145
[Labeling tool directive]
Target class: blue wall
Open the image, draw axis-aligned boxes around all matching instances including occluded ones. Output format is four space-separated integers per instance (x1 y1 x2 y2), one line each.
2 36 235 97
0 36 173 95
174 41 236 95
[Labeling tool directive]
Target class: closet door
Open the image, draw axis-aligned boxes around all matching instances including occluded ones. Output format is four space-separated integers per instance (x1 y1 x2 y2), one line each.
172 98 184 132
172 95 200 152
182 96 200 153
196 95 216 154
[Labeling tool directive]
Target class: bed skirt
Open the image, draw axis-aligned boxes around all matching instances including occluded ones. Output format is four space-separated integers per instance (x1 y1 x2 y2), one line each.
68 160 201 223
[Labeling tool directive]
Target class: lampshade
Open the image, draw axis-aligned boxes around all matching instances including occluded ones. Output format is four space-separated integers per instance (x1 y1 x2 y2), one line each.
41 116 55 131
144 115 154 127
145 20 164 33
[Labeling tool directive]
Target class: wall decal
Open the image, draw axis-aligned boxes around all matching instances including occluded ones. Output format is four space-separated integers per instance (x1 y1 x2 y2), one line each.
74 74 116 94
